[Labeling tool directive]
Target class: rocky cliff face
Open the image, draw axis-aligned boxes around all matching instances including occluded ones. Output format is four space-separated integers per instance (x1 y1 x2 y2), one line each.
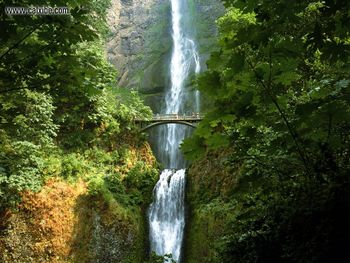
107 0 171 97
106 0 224 111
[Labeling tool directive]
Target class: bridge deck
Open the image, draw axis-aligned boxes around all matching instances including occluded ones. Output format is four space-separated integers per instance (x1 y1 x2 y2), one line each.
136 114 204 122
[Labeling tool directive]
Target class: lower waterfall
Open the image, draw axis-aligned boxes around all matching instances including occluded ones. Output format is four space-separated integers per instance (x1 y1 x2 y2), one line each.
148 169 186 261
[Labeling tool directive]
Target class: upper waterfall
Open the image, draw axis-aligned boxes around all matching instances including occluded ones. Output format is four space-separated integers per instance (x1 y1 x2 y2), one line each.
163 0 201 169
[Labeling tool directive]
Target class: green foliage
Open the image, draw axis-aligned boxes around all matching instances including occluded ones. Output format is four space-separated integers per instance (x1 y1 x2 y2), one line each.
0 89 57 209
87 158 158 208
114 89 153 124
0 0 116 210
61 153 87 179
123 161 159 205
0 140 44 208
0 89 57 146
0 0 153 212
184 0 350 262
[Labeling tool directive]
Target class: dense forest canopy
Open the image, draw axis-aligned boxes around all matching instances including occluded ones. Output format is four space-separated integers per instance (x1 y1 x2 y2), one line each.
183 0 350 262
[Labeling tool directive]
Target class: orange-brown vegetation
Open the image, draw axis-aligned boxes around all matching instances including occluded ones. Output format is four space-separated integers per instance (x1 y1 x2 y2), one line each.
21 179 87 259
0 179 87 262
0 142 157 262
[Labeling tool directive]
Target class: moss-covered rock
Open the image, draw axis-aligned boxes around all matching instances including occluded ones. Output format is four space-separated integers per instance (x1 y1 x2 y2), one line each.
184 150 239 263
71 193 148 263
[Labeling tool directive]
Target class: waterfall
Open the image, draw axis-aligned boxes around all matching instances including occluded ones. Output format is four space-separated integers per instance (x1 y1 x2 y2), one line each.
148 0 201 262
149 169 186 261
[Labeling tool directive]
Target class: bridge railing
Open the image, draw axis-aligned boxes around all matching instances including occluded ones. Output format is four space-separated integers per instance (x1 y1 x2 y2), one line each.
134 114 204 123
151 113 204 120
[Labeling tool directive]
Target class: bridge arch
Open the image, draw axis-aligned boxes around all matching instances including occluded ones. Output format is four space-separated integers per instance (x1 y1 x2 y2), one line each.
140 120 197 132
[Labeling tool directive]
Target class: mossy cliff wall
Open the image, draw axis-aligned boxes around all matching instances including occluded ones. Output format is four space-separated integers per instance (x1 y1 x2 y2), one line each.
184 150 238 263
106 0 224 112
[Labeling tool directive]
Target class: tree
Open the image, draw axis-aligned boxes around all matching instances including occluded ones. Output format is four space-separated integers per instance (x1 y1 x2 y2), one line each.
182 0 350 262
0 0 152 210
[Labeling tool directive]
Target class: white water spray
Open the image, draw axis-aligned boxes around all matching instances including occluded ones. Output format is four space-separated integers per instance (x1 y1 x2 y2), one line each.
148 0 201 262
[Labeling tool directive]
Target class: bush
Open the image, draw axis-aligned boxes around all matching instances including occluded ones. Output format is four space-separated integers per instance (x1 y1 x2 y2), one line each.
61 153 87 179
0 140 45 210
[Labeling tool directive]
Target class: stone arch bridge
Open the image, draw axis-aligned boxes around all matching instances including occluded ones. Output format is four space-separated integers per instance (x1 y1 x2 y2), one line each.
135 114 203 132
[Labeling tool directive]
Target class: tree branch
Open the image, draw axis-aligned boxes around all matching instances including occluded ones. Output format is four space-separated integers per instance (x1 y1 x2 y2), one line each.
6 39 57 68
0 22 43 62
327 110 332 142
246 56 311 175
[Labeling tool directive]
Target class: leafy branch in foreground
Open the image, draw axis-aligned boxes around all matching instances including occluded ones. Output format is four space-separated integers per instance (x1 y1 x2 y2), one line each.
183 0 350 262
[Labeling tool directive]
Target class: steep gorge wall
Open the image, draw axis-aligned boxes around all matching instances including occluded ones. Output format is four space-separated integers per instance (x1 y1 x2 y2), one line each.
106 0 224 112
107 0 171 112
184 150 239 263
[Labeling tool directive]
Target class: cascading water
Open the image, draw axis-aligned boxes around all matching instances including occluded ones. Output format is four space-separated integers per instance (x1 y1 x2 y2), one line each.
149 169 186 261
148 0 201 262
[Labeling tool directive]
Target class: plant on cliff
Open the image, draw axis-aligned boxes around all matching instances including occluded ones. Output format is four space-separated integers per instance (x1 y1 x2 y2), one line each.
183 0 350 262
